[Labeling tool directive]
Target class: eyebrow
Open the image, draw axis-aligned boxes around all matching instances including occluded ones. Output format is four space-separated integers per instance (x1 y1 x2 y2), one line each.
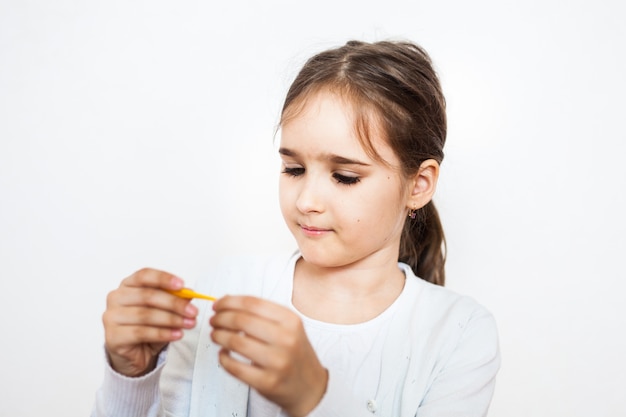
278 147 371 166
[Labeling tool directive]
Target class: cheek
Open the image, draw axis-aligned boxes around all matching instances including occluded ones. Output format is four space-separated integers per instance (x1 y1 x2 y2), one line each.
278 178 300 219
278 178 284 198
278 179 290 212
362 182 406 224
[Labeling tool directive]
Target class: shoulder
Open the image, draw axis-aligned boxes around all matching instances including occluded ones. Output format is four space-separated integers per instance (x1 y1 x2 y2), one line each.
402 263 495 325
395 266 500 415
401 264 499 358
423 280 493 323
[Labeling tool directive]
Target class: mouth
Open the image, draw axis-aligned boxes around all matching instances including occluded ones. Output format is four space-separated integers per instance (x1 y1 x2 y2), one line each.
299 224 332 236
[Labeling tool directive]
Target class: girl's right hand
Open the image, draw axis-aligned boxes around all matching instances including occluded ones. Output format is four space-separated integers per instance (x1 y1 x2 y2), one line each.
102 268 199 377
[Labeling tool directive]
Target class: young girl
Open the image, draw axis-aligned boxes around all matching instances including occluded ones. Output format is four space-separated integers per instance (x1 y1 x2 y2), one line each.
93 40 500 417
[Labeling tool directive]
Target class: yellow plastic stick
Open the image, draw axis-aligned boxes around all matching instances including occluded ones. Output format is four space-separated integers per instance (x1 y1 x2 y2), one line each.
167 288 217 302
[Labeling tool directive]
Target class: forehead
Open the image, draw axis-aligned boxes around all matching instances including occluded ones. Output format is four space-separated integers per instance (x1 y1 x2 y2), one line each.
280 91 398 165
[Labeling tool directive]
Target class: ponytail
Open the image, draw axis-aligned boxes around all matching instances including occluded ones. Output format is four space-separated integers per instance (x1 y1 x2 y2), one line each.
400 201 446 286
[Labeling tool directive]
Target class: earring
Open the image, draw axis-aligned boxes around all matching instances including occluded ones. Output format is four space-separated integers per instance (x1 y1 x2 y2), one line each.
408 207 417 219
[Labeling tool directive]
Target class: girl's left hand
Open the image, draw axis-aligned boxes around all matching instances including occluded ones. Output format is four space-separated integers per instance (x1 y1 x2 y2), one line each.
210 295 327 417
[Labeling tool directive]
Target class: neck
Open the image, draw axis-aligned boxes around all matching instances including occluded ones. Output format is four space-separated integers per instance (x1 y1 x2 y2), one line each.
292 254 406 324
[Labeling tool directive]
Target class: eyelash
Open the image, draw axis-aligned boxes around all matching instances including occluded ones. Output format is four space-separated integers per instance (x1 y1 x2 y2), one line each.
333 173 360 185
282 167 305 177
281 167 361 186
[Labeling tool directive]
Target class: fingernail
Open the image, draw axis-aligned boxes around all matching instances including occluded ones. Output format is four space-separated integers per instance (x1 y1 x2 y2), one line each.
183 318 196 328
185 304 198 316
171 276 184 289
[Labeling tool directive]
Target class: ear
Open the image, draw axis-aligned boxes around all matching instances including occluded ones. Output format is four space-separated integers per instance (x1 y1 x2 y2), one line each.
406 159 440 211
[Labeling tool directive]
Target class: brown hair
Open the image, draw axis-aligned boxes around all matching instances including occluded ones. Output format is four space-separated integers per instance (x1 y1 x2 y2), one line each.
280 40 447 286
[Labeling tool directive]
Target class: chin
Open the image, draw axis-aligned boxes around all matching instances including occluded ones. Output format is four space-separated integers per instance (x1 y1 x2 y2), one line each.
297 246 357 269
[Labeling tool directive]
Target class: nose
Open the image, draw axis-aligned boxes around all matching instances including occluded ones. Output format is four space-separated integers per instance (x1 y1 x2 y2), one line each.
295 175 324 214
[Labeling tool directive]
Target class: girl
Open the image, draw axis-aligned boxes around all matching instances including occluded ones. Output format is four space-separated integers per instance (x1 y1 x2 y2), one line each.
93 40 500 417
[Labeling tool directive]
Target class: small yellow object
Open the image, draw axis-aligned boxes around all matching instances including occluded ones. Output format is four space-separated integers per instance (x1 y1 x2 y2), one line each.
167 288 217 301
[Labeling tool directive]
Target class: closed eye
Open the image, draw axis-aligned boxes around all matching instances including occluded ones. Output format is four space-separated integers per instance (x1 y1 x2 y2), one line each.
282 166 305 177
333 173 360 185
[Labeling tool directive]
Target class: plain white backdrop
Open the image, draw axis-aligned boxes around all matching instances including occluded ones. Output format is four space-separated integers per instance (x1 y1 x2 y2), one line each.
1 1 625 416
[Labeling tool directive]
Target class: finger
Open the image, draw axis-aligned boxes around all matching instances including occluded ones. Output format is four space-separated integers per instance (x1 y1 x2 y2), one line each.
217 346 311 410
217 347 282 392
209 310 283 345
108 286 198 318
106 324 185 349
107 306 197 330
211 328 281 369
122 268 185 291
213 296 299 327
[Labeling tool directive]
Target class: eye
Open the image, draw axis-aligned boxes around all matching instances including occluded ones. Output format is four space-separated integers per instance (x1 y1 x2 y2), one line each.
333 173 360 185
282 166 305 177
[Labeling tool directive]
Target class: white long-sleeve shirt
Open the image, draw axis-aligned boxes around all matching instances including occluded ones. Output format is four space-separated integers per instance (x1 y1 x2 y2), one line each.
92 251 500 417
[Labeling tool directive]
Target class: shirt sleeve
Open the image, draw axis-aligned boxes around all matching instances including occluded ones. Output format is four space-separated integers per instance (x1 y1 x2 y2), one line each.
90 349 168 417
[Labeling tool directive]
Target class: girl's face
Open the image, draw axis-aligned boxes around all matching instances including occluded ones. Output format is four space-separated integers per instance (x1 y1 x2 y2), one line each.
278 91 411 269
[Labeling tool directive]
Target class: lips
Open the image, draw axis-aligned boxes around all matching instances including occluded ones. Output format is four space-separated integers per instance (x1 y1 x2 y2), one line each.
299 224 332 236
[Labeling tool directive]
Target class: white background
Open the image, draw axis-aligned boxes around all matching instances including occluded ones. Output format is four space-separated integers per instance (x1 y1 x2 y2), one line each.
1 1 625 416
